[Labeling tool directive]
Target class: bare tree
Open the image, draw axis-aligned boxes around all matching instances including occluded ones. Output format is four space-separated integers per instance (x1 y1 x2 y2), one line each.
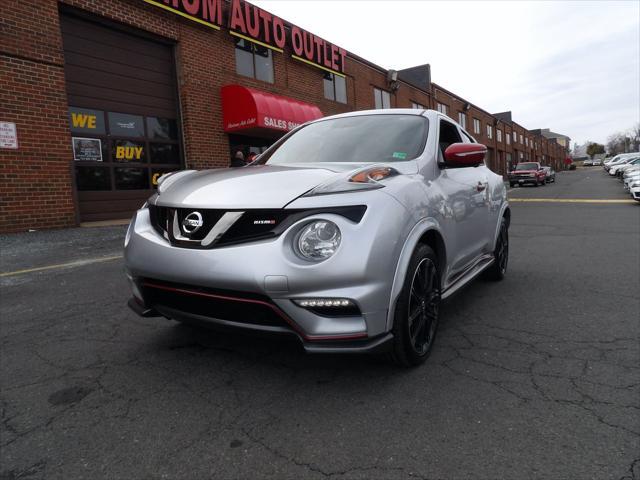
631 123 640 151
607 132 627 155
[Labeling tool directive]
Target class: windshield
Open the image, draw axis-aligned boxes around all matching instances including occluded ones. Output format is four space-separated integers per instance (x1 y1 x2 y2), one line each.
261 114 428 165
515 162 538 170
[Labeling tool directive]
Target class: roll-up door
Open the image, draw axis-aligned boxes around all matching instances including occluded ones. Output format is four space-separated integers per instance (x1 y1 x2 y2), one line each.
60 13 182 222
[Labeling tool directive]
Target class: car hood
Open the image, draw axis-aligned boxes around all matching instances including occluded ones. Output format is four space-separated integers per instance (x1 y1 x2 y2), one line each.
510 170 539 174
154 163 370 209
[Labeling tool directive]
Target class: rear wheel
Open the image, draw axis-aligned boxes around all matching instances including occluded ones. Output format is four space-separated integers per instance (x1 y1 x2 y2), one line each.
485 217 509 281
389 244 440 367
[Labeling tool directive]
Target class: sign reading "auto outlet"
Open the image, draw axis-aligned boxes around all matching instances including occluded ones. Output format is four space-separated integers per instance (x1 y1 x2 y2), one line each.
143 0 347 74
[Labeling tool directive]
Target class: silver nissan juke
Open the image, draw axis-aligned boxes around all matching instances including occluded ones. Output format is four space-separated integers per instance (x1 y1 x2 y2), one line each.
124 109 510 366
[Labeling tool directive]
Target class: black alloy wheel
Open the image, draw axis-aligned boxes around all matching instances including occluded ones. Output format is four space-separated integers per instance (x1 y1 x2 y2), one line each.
485 217 509 281
390 244 441 367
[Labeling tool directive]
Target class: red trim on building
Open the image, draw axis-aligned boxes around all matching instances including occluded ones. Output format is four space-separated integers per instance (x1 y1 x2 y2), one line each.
221 84 323 134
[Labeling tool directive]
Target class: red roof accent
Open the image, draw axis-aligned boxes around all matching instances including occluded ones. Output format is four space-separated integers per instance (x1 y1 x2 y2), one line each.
221 84 323 134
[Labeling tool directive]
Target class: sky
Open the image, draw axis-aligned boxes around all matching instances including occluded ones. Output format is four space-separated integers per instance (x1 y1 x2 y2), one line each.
252 0 640 148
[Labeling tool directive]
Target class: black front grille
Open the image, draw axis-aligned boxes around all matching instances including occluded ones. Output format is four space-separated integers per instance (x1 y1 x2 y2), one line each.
141 279 291 328
148 205 366 249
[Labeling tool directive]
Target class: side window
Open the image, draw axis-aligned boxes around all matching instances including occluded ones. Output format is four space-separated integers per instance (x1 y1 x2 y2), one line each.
438 119 463 162
460 130 475 144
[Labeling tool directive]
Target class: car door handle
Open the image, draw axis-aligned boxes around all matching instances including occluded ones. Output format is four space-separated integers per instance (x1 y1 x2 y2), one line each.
476 181 488 192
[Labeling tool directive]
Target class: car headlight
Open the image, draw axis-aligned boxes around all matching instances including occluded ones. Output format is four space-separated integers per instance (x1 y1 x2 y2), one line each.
304 165 398 196
296 220 341 261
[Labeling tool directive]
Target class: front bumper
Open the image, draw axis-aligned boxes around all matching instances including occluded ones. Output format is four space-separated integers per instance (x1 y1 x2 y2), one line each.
124 194 411 347
510 176 538 185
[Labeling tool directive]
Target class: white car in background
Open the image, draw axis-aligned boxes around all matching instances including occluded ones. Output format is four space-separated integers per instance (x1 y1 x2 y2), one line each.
609 157 639 176
623 174 640 190
592 158 602 166
604 152 640 171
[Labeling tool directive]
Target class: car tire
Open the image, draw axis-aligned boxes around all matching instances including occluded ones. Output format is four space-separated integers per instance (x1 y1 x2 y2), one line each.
485 217 509 281
388 244 440 367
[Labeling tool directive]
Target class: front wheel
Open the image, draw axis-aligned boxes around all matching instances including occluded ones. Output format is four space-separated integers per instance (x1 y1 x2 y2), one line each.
485 217 509 281
389 244 440 367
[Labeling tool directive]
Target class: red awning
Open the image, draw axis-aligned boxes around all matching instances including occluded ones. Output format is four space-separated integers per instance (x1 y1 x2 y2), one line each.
221 84 323 135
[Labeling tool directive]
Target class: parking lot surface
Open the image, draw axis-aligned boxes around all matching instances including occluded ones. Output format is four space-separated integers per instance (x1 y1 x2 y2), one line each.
1 168 638 479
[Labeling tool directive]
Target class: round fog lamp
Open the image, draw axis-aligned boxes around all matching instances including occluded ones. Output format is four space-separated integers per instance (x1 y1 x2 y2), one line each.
297 220 341 260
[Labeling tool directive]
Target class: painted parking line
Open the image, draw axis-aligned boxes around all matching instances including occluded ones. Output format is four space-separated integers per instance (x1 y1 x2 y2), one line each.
508 198 636 204
0 255 122 278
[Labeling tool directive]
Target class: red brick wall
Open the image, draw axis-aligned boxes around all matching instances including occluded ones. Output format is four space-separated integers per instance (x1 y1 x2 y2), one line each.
0 0 76 232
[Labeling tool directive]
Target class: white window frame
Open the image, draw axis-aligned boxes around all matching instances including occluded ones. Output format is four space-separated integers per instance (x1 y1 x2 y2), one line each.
487 124 493 139
323 73 347 104
506 132 511 145
458 112 466 129
437 103 448 115
520 134 524 144
473 118 481 134
513 131 517 143
374 88 391 109
411 102 425 109
497 129 502 142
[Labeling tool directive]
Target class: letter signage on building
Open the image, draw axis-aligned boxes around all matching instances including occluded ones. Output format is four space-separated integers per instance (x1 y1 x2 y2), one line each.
142 0 223 30
142 0 346 75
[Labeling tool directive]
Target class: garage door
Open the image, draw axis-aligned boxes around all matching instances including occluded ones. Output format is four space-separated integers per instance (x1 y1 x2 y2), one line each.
60 13 182 222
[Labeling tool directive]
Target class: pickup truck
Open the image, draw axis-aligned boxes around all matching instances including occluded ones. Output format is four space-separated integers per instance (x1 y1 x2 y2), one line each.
508 162 547 187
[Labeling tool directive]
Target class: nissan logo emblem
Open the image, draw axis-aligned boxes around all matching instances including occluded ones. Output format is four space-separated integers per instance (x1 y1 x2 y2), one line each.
182 211 203 235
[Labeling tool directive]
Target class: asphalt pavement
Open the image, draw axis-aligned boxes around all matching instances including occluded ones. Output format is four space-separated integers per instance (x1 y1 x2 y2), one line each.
1 167 638 480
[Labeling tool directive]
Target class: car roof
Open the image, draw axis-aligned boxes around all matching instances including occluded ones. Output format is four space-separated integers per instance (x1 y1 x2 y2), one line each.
315 108 431 123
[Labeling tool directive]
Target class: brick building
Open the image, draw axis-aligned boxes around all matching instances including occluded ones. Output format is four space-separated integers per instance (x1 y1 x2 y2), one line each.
0 0 569 233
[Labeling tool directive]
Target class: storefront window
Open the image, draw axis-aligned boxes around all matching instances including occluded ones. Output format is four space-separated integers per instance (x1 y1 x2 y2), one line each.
146 117 178 140
108 112 145 138
150 143 180 164
114 167 149 190
72 109 182 191
323 73 346 103
112 140 146 163
235 38 273 83
69 107 106 135
75 166 111 191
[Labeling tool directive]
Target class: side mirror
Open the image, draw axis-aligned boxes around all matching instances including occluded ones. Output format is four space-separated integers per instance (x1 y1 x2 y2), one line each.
443 143 487 167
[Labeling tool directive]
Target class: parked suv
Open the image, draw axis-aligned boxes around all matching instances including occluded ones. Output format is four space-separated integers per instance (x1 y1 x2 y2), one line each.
508 162 547 187
124 110 510 367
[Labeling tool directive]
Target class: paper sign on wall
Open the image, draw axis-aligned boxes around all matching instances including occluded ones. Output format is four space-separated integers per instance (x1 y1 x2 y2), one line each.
72 137 103 162
0 122 18 149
